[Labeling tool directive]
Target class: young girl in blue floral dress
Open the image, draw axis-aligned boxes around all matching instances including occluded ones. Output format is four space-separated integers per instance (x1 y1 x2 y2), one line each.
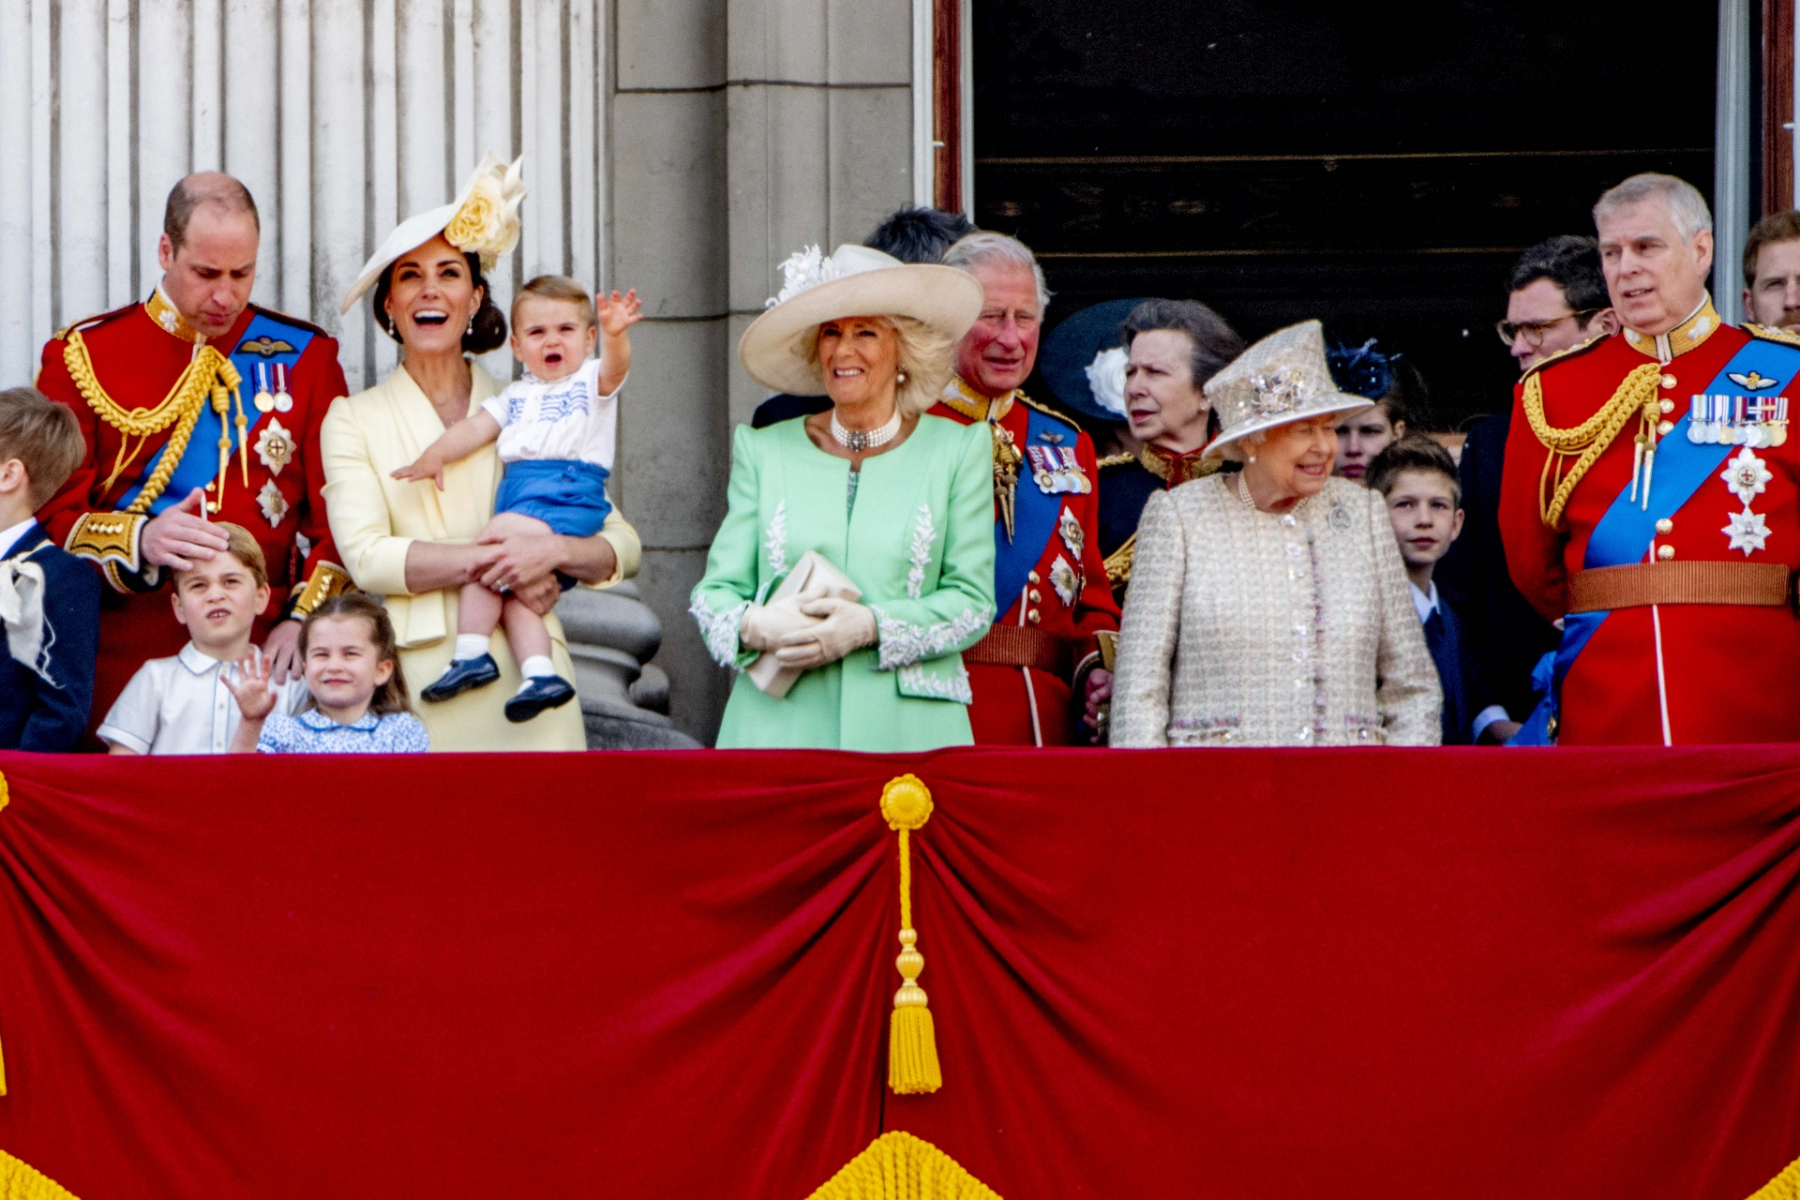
227 593 429 753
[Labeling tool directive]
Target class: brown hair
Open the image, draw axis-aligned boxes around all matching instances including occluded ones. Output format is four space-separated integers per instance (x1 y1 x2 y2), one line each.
170 521 269 588
1743 210 1800 287
299 593 413 716
0 387 84 508
1367 434 1461 507
164 173 260 254
513 275 598 327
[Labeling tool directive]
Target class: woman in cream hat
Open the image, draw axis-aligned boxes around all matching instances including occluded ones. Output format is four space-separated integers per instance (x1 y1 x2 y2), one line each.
1110 319 1441 748
319 155 640 751
690 244 996 749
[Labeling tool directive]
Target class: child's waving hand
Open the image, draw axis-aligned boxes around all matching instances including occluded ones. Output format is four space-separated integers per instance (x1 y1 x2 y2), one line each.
597 289 643 336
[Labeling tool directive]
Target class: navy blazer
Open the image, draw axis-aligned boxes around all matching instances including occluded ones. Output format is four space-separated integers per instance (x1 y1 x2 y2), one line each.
1434 411 1559 719
1 522 102 752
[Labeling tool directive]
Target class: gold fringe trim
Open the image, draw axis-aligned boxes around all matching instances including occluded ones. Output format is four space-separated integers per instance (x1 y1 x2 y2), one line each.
0 1151 82 1200
1521 361 1661 528
881 776 942 1095
1747 1154 1800 1199
805 1132 1001 1200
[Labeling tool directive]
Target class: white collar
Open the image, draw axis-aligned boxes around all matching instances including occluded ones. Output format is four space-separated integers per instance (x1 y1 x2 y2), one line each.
177 641 239 675
1410 581 1440 626
0 518 35 560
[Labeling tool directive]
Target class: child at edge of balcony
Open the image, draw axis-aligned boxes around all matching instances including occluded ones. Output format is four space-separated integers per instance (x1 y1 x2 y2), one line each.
226 592 428 753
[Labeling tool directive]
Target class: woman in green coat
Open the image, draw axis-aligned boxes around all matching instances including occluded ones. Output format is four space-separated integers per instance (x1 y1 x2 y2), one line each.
691 244 995 750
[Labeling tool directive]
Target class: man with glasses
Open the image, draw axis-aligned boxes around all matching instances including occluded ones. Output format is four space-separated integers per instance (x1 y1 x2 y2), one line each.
1441 239 1617 733
1499 173 1800 745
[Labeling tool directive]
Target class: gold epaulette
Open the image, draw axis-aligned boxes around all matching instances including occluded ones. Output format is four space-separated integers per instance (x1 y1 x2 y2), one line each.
1096 451 1136 469
1016 391 1079 430
290 562 354 617
1103 533 1136 586
1745 322 1800 348
1519 332 1608 382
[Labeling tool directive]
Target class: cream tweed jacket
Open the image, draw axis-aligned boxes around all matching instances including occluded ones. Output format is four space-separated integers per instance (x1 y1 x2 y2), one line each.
1112 474 1441 748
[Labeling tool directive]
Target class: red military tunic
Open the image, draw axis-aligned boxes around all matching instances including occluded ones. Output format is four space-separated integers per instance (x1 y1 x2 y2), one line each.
1499 298 1800 745
35 289 351 739
932 378 1120 744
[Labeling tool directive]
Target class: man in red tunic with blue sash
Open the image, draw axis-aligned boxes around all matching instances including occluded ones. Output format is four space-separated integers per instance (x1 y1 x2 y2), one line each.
931 233 1120 745
1500 174 1800 745
34 174 350 740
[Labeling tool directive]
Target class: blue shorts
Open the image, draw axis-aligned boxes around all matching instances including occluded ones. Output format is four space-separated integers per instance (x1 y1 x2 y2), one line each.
494 459 613 537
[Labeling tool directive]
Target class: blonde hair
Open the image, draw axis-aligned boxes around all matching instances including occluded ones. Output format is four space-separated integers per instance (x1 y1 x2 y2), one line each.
172 521 268 588
805 314 956 417
512 274 597 328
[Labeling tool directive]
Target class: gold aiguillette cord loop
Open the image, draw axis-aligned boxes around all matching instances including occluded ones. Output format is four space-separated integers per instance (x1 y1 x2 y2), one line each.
880 774 942 1095
1524 361 1662 528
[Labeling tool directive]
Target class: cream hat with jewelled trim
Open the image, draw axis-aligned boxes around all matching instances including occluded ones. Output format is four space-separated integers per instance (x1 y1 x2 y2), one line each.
1201 320 1375 463
339 152 526 315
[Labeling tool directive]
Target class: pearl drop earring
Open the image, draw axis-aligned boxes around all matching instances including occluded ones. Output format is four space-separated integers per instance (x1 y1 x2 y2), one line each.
897 370 908 383
466 313 476 336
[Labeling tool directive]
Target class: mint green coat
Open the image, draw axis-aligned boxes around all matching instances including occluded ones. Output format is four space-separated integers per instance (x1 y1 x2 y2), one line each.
691 415 996 750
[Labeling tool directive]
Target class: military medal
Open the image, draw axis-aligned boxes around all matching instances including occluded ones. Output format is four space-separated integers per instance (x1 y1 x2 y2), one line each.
252 363 276 413
257 479 289 528
273 363 294 412
254 418 295 477
1049 554 1079 607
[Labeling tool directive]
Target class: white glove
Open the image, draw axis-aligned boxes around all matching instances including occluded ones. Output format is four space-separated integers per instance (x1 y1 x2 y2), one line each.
739 595 819 653
775 595 878 669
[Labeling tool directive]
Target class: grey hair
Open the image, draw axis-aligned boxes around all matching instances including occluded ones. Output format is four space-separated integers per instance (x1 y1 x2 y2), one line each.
1593 173 1713 242
805 314 957 417
941 232 1052 313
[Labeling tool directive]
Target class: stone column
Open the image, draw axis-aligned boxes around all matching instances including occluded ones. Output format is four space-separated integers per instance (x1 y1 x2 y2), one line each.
610 0 917 745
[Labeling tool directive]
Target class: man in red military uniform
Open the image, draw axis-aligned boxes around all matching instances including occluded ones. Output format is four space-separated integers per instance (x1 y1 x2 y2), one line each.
35 173 350 739
1500 173 1800 745
931 233 1119 745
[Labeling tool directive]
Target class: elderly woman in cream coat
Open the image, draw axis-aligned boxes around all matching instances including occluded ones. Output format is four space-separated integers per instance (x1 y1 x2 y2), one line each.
1111 320 1440 748
321 156 639 751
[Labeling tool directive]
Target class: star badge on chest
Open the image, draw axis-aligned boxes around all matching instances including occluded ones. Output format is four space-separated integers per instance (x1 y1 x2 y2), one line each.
1724 507 1771 556
257 480 289 528
1058 507 1085 563
254 418 296 477
1049 554 1080 608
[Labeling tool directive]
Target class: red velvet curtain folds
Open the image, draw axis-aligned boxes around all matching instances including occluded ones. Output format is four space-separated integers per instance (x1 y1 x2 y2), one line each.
1 747 1799 1198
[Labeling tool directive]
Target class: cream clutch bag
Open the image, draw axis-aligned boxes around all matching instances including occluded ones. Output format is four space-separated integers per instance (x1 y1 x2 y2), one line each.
747 550 863 698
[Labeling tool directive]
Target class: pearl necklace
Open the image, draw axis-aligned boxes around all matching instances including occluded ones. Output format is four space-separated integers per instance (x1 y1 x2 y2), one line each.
830 408 902 452
1234 473 1309 518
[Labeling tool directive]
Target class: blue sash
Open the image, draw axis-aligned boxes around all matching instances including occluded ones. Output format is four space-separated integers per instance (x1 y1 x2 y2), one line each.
118 313 315 514
993 404 1072 613
1523 335 1800 742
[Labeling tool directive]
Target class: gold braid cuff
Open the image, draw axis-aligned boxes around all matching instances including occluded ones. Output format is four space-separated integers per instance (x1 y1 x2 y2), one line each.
63 331 240 514
1521 362 1662 528
1103 532 1136 587
65 512 150 593
290 562 353 618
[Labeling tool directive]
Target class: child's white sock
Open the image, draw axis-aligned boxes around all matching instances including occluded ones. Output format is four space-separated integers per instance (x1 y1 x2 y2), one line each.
453 635 490 662
519 655 556 680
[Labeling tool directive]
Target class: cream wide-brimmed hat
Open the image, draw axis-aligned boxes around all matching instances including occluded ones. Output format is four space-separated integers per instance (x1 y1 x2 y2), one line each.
339 152 526 315
737 244 984 394
1201 320 1375 462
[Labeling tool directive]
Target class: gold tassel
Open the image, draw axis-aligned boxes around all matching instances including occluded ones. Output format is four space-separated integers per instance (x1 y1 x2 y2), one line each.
0 1150 84 1199
880 774 942 1094
805 1131 1001 1200
1745 1153 1800 1200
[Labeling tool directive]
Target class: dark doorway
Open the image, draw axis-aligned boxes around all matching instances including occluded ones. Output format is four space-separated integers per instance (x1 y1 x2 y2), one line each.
973 0 1717 429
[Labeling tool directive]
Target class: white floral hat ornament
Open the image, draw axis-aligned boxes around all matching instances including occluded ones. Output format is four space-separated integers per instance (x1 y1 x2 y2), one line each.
339 152 526 314
737 244 984 395
1201 320 1375 462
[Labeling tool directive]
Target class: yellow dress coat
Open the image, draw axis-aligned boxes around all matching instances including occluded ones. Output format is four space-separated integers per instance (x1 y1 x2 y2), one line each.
320 362 641 751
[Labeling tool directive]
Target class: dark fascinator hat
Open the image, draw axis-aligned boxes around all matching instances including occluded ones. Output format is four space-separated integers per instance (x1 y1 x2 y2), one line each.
1326 338 1399 401
1037 298 1152 423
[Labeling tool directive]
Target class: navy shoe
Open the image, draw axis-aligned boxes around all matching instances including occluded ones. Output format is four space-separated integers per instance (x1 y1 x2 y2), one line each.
422 653 501 703
505 674 577 723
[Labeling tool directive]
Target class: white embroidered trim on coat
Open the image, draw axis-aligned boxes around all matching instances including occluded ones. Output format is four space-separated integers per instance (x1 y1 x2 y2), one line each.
906 504 936 599
898 663 973 704
869 603 993 669
764 502 790 578
690 598 751 668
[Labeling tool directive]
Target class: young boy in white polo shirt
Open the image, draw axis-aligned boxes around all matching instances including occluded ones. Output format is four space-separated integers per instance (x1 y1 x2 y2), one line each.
99 523 304 754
